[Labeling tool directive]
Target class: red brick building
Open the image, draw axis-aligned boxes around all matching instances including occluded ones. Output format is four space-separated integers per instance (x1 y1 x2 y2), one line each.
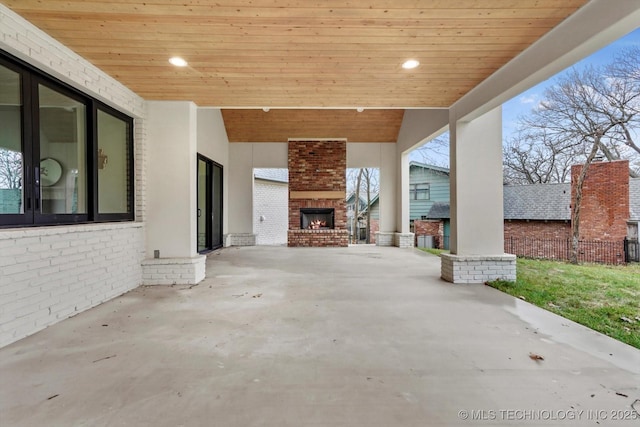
416 161 639 262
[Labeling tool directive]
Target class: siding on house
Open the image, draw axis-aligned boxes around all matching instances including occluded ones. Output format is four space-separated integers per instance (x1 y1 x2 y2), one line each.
409 162 450 220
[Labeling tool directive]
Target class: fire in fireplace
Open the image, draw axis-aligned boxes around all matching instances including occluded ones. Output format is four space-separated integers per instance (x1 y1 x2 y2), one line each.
300 208 335 230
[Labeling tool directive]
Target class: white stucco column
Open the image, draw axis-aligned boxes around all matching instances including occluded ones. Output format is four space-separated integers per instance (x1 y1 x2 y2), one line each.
226 143 256 246
143 101 205 285
442 106 516 283
378 143 397 233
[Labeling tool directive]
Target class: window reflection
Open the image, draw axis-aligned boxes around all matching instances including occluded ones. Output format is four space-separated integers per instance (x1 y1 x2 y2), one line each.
97 109 131 214
38 84 86 214
0 65 24 214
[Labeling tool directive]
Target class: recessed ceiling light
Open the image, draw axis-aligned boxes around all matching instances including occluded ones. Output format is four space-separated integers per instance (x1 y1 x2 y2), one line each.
169 57 188 67
402 59 420 70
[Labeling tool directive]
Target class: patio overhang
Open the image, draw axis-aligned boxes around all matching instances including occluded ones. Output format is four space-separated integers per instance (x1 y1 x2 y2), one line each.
1 0 640 346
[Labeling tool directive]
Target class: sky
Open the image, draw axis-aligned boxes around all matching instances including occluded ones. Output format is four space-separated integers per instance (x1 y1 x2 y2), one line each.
410 27 640 166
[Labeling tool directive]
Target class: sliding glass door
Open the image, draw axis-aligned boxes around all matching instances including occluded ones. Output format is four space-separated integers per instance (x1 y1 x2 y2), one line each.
197 155 223 253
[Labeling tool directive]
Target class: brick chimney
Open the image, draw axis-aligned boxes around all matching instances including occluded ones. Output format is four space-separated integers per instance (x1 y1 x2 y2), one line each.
571 160 629 241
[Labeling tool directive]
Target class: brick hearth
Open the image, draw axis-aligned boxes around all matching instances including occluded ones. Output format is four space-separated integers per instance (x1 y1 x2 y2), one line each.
288 140 349 247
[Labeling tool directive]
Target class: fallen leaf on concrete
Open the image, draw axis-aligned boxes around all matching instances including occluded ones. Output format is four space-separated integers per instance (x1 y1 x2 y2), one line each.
92 354 117 363
47 394 59 400
615 392 628 398
529 353 544 361
252 293 262 298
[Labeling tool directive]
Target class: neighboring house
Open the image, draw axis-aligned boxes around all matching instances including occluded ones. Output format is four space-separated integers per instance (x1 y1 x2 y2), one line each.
253 169 289 245
414 161 640 260
345 192 366 241
356 194 380 244
414 202 451 250
409 162 450 221
503 183 572 240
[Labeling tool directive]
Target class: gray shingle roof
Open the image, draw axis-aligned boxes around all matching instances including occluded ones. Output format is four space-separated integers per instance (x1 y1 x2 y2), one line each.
630 178 640 221
503 183 571 220
254 168 288 183
426 202 450 219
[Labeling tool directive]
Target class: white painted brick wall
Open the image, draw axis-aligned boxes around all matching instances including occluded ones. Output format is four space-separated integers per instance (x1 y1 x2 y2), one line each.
441 254 517 284
394 233 415 248
224 233 257 247
141 256 206 285
253 179 288 245
134 115 148 222
376 232 394 246
0 223 145 348
0 6 149 348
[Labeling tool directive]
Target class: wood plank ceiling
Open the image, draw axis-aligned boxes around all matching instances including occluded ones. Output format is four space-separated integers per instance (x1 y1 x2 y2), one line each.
3 0 588 142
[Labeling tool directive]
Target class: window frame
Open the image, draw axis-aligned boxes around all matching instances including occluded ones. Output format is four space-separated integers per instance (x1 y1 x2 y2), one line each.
94 103 135 222
0 51 134 228
410 183 430 200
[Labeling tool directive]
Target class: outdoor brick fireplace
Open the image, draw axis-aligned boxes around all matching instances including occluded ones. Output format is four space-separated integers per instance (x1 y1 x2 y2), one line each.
288 140 349 247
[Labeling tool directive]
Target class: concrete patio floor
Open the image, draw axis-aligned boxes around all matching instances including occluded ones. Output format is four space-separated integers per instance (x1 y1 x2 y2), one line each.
1 246 639 426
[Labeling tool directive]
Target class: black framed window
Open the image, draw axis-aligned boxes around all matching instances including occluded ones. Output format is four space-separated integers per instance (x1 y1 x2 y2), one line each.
96 107 134 219
0 51 134 227
410 183 430 200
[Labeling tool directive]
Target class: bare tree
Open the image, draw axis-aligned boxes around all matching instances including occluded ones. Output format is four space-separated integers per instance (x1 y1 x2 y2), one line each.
503 48 640 185
346 167 379 243
0 148 22 189
515 61 640 263
503 129 578 184
413 134 449 168
354 168 362 243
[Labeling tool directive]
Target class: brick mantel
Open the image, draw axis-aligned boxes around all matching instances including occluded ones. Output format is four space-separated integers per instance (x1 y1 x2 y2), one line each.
287 140 348 247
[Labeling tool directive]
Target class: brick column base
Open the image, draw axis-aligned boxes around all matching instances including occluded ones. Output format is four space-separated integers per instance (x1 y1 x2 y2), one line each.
223 233 256 247
441 254 516 284
375 232 415 248
142 255 206 285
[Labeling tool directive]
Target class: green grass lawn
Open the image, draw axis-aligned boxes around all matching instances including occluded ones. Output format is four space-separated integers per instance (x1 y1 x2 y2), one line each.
488 259 640 349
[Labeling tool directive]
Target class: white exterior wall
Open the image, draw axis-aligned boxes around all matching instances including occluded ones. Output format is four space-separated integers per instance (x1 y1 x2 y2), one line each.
144 101 205 284
228 143 287 242
146 101 198 259
197 108 230 235
253 179 288 245
0 6 147 347
0 224 144 348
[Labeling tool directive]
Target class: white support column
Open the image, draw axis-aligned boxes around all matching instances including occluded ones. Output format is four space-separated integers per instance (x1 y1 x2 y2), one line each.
226 143 256 246
442 106 515 283
144 101 205 285
375 144 397 246
391 151 414 248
